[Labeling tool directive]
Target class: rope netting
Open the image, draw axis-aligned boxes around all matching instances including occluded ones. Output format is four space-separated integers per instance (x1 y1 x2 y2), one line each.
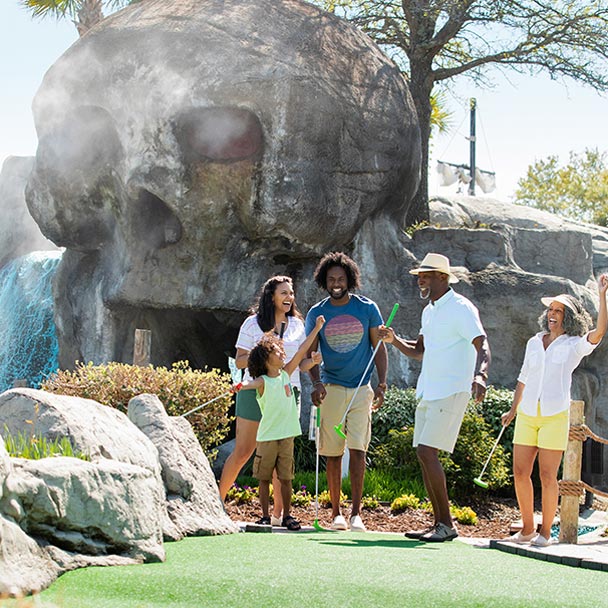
0 251 62 392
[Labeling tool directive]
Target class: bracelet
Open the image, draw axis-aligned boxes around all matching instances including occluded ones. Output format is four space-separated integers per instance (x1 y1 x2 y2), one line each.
377 383 387 390
475 372 488 380
313 380 324 387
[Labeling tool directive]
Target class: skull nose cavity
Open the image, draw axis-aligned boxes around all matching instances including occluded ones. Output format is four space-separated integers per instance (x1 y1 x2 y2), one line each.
133 189 182 249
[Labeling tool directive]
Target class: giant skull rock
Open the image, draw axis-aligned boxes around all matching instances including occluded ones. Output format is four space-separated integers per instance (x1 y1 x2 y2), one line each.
26 0 420 368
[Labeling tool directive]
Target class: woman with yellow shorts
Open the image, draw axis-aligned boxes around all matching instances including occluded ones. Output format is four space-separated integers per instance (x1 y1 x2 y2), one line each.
502 274 608 547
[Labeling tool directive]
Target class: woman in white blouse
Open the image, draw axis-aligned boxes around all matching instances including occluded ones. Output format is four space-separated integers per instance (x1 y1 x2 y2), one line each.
218 275 308 525
502 274 608 547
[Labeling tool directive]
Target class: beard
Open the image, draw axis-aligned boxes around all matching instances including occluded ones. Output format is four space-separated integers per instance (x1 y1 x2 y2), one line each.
328 287 348 300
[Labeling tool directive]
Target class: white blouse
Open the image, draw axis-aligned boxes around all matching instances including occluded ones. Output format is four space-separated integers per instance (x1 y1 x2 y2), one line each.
235 315 306 388
517 332 598 416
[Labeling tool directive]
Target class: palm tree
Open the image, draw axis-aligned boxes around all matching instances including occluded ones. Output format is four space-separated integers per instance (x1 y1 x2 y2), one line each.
20 0 135 36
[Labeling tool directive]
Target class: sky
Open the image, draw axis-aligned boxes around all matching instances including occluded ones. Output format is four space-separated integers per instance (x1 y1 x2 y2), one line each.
1 3 607 202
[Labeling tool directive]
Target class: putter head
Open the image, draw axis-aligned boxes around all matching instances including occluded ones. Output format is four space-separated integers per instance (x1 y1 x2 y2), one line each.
313 519 325 531
334 424 346 439
473 477 489 489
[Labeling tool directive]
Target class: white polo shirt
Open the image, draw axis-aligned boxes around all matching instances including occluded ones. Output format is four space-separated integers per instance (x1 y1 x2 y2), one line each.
517 332 597 416
416 289 486 401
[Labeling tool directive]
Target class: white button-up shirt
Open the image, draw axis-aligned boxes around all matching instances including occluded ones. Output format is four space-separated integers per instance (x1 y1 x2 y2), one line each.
518 332 597 416
416 289 486 401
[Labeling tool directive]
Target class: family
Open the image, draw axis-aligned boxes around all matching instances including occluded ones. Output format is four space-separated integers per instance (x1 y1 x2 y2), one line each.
218 250 608 543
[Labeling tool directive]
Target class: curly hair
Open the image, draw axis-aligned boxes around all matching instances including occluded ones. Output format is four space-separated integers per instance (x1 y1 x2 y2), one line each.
538 295 592 337
251 275 303 332
313 251 361 291
247 335 285 379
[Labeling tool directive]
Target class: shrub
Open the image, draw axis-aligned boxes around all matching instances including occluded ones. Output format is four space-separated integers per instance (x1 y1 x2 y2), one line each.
291 485 313 507
361 495 380 510
474 385 515 458
41 360 233 458
390 493 420 514
451 505 478 525
317 489 347 508
3 425 89 461
226 483 258 505
370 387 418 455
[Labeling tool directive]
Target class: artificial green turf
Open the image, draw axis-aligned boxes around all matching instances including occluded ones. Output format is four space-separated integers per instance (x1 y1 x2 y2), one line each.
5 532 606 608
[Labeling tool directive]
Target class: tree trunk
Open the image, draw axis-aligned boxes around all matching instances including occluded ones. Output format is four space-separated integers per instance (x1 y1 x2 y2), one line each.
406 63 434 225
75 0 104 37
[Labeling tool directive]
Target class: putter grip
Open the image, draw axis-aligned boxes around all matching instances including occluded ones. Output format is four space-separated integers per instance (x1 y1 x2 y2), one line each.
279 321 286 338
385 303 399 328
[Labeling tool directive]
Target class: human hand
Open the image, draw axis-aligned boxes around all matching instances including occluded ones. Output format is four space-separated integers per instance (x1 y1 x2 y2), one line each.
598 273 608 296
471 379 486 403
310 351 322 365
377 325 395 343
311 383 326 406
315 315 326 331
372 385 385 410
231 382 243 393
501 409 516 427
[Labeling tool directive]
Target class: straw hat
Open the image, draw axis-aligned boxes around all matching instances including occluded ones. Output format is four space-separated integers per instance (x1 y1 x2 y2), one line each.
540 294 583 314
409 253 459 284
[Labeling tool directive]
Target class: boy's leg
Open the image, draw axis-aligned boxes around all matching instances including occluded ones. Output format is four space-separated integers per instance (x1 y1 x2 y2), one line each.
253 440 279 520
258 480 270 518
276 437 295 518
279 478 293 518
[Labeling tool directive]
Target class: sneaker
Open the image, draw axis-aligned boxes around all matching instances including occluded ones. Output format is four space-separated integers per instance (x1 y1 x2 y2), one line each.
270 514 282 527
420 522 458 543
506 531 536 544
405 526 434 539
531 534 556 547
331 515 348 530
349 515 366 532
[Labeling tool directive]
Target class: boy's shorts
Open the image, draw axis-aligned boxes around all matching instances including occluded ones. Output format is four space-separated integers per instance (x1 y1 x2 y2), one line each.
514 403 569 451
253 437 295 481
413 392 470 453
319 383 373 456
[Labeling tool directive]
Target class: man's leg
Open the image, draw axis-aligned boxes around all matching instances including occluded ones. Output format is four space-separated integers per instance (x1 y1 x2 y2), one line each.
416 444 452 527
348 448 365 517
326 455 343 519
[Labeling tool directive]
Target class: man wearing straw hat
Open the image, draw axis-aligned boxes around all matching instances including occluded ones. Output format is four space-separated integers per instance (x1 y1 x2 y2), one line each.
379 253 490 542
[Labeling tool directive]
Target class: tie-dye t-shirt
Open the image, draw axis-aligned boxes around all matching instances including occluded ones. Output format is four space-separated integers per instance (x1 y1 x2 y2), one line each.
305 295 383 387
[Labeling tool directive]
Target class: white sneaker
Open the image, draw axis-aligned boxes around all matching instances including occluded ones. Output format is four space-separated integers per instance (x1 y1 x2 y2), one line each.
331 515 348 530
507 531 536 544
270 514 282 527
531 534 556 547
349 515 366 532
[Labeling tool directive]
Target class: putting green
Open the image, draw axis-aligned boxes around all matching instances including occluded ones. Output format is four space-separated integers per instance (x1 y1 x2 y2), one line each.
4 532 605 607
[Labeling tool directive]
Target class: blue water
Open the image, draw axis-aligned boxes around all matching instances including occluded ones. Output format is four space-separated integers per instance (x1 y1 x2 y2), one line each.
550 523 600 539
0 251 62 391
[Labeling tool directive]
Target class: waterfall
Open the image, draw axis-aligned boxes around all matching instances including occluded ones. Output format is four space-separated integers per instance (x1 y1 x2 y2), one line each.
0 251 62 391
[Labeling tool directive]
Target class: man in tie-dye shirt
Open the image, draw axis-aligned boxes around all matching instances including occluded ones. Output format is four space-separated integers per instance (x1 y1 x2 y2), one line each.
305 251 387 532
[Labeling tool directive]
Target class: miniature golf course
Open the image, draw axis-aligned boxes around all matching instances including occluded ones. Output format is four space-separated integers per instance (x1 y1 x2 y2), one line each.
4 531 605 607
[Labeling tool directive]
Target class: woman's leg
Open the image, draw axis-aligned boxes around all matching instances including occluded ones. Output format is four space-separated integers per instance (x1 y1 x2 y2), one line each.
537 448 564 539
513 444 539 535
218 417 259 500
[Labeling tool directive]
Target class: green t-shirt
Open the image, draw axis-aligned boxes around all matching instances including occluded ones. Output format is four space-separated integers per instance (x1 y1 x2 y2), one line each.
256 370 301 441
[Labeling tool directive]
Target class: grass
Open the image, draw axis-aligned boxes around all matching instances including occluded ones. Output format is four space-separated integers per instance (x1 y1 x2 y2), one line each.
3 532 605 608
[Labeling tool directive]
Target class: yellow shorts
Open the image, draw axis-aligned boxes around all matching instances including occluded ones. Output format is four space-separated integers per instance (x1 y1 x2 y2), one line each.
513 404 569 451
319 383 373 456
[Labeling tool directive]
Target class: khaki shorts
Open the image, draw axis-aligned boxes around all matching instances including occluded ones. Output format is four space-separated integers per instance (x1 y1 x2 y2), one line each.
319 383 373 456
413 392 470 453
514 403 569 451
253 437 295 481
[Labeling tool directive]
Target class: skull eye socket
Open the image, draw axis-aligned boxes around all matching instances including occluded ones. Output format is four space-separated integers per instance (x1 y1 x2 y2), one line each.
40 105 122 174
174 107 263 163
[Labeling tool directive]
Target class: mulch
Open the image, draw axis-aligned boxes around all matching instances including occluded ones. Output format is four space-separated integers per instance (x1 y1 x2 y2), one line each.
224 496 522 538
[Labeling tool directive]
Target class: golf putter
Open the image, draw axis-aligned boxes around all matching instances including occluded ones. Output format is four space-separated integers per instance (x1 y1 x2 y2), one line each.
181 383 242 418
279 321 286 339
312 406 334 532
334 303 399 439
474 424 507 489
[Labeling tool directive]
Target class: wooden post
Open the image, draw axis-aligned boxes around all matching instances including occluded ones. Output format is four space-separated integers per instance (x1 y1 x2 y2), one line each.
133 329 151 367
559 400 584 544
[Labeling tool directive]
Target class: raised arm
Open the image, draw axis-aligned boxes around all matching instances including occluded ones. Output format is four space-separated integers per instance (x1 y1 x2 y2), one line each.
588 273 608 345
284 315 325 376
378 325 424 361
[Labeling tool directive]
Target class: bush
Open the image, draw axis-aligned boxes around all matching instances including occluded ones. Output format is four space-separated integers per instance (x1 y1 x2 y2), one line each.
225 483 258 505
370 386 418 453
475 385 515 458
291 485 313 507
361 495 380 510
451 505 478 525
41 360 233 458
390 494 421 514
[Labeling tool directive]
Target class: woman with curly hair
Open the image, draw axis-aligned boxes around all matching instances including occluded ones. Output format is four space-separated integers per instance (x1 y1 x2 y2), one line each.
218 275 310 525
502 274 608 547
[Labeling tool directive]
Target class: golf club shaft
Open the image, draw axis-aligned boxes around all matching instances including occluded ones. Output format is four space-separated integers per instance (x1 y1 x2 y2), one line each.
478 424 507 479
181 384 241 417
279 321 286 339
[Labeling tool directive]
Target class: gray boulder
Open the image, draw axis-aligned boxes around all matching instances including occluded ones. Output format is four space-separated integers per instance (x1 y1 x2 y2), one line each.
128 394 239 536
